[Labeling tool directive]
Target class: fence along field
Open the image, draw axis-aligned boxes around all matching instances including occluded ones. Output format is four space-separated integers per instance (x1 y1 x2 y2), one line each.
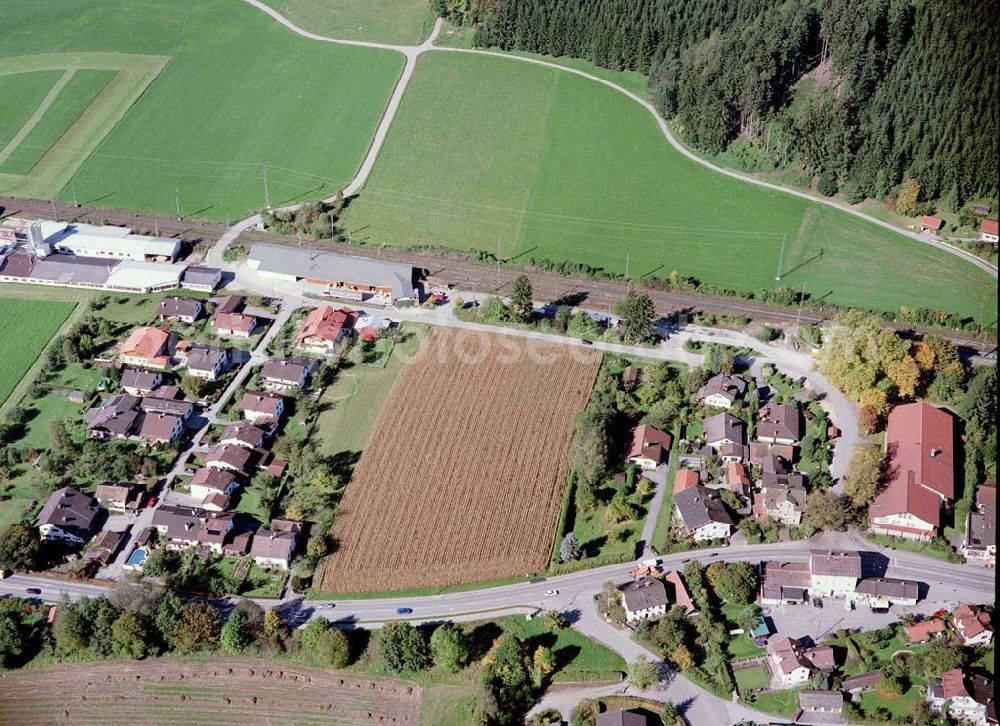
0 658 420 725
315 329 601 593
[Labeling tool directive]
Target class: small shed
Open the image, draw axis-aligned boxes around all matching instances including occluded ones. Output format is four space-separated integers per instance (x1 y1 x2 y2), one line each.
919 215 944 233
67 390 85 404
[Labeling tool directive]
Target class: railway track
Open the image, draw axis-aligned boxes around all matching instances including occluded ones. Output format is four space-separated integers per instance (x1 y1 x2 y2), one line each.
2 195 994 350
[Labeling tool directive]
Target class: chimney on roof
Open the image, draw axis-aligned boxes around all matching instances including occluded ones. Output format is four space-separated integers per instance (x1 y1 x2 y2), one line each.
930 448 941 458
185 522 194 531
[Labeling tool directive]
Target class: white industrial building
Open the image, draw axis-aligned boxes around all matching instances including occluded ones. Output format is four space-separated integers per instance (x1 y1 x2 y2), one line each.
0 218 180 261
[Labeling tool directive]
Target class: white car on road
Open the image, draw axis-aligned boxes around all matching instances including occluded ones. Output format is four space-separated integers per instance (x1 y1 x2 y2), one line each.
544 589 559 597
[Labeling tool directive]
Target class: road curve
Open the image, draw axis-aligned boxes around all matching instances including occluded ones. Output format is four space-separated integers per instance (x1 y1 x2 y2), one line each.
238 0 997 280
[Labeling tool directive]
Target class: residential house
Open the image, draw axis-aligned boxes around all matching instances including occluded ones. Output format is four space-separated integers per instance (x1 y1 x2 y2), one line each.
219 421 266 449
35 487 99 545
841 671 884 695
261 356 316 392
753 486 807 526
726 461 751 499
673 468 700 494
215 294 244 315
596 709 650 726
797 690 843 723
962 486 996 566
158 296 203 323
150 505 234 554
952 604 994 647
698 373 749 409
809 550 861 598
140 395 193 422
618 577 669 623
295 305 358 354
663 570 696 615
928 669 988 725
868 473 941 541
980 219 999 244
920 215 944 234
624 424 672 469
853 577 919 608
904 619 946 644
85 393 142 440
188 467 239 505
120 369 162 396
760 471 806 489
120 326 171 369
239 391 285 426
184 345 229 381
750 441 795 467
768 636 813 687
760 560 811 605
180 266 222 292
205 444 257 475
757 403 802 445
885 401 955 500
137 411 183 444
969 675 997 726
673 486 733 541
804 645 836 672
85 529 125 565
94 482 143 514
703 412 745 451
250 519 302 570
212 311 257 338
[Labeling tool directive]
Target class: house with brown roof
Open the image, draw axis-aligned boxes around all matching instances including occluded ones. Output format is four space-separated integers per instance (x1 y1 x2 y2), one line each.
927 668 987 724
212 311 257 338
886 401 955 500
920 215 944 234
760 560 811 605
150 505 234 554
295 306 358 354
239 391 285 426
981 218 999 244
853 577 919 607
625 424 672 470
674 486 733 541
85 393 142 440
205 444 258 475
726 461 751 498
804 645 836 672
703 412 745 451
618 577 669 623
841 670 884 694
120 326 171 369
753 485 807 526
698 373 750 409
137 411 183 444
188 467 239 505
673 468 700 494
904 619 946 644
869 473 941 541
750 441 795 467
121 369 162 396
962 486 996 566
36 487 100 546
768 636 813 686
952 604 994 647
596 709 650 726
85 529 125 565
261 356 317 392
809 550 861 598
757 403 802 445
215 294 244 315
158 296 203 324
250 522 299 569
760 471 806 488
94 482 143 514
797 690 843 723
621 366 640 392
219 421 266 450
663 570 696 615
184 345 229 381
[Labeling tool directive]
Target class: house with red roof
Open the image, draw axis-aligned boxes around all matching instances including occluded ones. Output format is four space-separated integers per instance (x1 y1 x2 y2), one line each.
920 215 944 233
927 668 988 724
212 311 257 338
295 306 357 354
869 401 954 541
673 468 700 494
952 604 994 647
904 619 946 643
980 218 998 244
625 424 672 470
120 326 171 369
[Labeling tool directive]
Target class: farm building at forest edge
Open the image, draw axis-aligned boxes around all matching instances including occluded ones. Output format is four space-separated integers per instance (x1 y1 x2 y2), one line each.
247 243 419 304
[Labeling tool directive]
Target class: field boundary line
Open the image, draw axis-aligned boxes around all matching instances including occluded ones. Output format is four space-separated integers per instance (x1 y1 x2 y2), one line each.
236 0 997 281
0 68 76 167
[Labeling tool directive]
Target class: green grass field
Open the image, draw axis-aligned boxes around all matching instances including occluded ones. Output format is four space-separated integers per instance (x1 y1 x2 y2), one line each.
734 665 770 691
0 0 403 220
0 68 115 175
0 70 67 145
0 297 75 406
262 0 435 44
344 52 997 320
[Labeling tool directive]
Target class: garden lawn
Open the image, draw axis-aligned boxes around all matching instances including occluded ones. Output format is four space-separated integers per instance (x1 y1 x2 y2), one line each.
1 0 402 221
565 473 648 567
746 688 801 718
345 52 997 321
734 665 770 691
496 616 627 682
0 297 75 406
858 682 926 720
262 0 435 44
316 324 425 460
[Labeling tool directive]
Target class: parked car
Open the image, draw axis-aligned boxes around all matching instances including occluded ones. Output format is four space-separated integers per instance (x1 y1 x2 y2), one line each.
812 598 823 608
395 607 413 615
25 587 41 595
146 496 158 509
544 589 559 597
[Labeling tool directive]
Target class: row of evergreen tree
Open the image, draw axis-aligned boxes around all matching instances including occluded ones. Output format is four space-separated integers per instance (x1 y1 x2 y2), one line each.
442 0 998 204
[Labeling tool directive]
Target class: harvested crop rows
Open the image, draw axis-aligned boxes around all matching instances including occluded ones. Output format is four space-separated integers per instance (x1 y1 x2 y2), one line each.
316 329 601 593
0 658 420 725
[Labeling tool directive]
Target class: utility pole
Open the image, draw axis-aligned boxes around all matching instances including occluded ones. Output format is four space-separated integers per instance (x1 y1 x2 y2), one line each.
625 253 631 288
71 182 78 208
50 199 56 219
262 164 271 209
154 219 159 236
175 188 181 219
775 234 785 281
495 231 501 288
796 280 807 324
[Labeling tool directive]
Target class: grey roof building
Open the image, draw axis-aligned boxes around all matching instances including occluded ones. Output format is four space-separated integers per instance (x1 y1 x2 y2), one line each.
703 412 746 446
698 373 750 406
674 485 734 531
854 577 919 603
120 368 161 394
618 577 669 613
247 243 415 302
596 709 650 726
180 266 222 291
30 255 114 286
36 487 99 544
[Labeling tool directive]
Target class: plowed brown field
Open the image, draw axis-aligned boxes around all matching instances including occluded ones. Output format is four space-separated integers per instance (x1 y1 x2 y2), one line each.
315 328 601 593
0 658 420 725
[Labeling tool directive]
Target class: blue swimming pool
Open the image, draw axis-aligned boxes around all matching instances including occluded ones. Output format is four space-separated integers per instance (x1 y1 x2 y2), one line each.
126 548 148 566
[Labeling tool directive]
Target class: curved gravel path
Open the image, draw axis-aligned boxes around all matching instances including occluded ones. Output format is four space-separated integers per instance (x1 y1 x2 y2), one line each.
240 0 996 280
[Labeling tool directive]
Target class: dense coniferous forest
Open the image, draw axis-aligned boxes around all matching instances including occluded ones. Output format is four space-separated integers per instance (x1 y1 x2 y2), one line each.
436 0 998 205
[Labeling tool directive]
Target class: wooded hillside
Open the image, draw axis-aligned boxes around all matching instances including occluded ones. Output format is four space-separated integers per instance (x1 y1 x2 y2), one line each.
446 0 997 205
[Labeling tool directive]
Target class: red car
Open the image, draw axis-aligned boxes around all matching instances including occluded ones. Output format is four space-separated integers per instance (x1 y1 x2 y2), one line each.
930 609 948 619
145 496 158 509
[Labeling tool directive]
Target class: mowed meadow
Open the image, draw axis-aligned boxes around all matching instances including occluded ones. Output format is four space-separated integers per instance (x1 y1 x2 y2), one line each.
0 0 403 221
316 329 601 593
344 52 998 321
0 297 75 406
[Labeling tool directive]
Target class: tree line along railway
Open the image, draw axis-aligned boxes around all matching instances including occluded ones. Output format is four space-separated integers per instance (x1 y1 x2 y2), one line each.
1 195 995 354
